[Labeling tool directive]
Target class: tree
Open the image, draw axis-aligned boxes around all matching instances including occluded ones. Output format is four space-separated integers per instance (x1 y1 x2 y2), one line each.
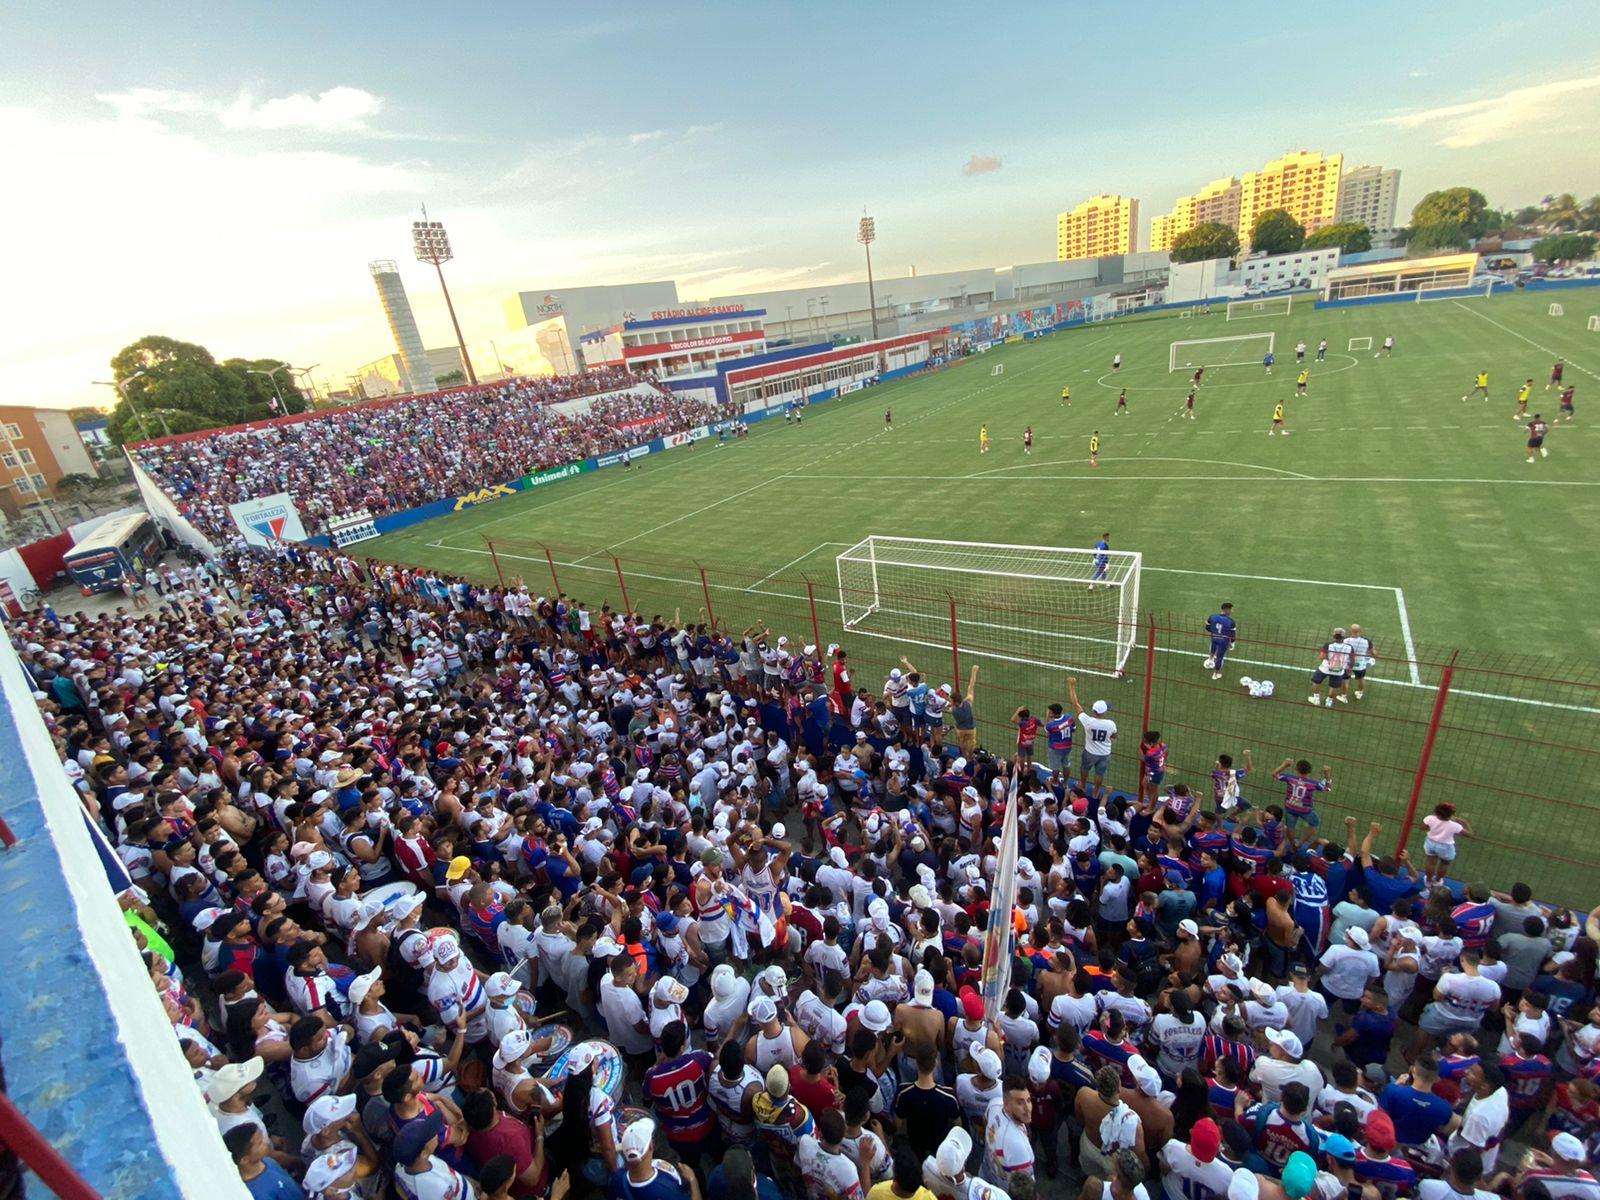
1407 223 1473 254
1542 193 1581 231
1532 233 1597 263
1302 222 1372 253
1168 222 1240 264
105 335 286 444
436 369 467 387
1249 208 1305 256
1513 205 1544 228
1411 188 1490 237
1580 195 1600 232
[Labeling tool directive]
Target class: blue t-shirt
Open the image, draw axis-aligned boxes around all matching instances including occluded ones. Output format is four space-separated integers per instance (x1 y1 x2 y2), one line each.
611 1165 693 1200
245 1160 306 1199
1378 1082 1454 1146
1346 1009 1398 1067
1206 613 1237 645
1365 866 1420 914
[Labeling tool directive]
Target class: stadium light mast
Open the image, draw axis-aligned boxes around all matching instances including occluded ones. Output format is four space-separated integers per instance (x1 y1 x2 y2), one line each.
412 205 478 386
858 212 879 340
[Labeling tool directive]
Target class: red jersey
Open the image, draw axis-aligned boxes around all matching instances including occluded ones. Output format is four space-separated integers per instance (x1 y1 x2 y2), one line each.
644 1049 717 1143
831 661 851 702
1528 419 1549 440
1016 717 1040 748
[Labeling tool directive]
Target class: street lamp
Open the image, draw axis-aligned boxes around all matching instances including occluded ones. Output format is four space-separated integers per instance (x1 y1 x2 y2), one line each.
413 206 478 385
93 370 165 440
806 299 818 339
289 364 319 411
784 305 794 339
819 296 831 339
858 212 879 340
246 365 293 416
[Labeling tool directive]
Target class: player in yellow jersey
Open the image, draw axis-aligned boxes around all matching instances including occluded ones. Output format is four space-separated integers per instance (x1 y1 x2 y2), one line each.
979 424 990 454
1060 385 1071 406
1463 371 1489 402
1512 378 1532 420
1296 368 1310 395
1269 402 1287 435
1089 431 1100 467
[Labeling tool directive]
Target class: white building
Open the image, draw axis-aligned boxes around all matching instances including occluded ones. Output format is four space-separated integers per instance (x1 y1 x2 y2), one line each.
353 346 468 399
580 307 768 378
1335 165 1401 235
1236 247 1341 292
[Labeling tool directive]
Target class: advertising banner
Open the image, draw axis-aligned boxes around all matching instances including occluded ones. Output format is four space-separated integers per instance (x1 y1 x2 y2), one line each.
522 462 594 490
328 509 379 548
596 442 656 469
452 481 525 512
229 493 308 547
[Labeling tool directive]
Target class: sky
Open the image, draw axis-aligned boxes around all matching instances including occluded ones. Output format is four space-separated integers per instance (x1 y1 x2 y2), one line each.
3 1 1598 411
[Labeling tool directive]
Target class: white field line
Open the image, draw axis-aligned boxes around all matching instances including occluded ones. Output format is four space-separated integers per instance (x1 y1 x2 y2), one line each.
1144 566 1394 590
425 539 1600 715
781 472 1600 486
1453 302 1600 381
1394 588 1422 685
967 456 1314 481
745 541 850 591
570 474 792 564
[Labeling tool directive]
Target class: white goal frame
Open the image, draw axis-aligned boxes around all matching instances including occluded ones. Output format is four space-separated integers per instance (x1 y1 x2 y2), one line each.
835 536 1142 676
1226 296 1292 321
1348 337 1373 352
1179 308 1193 319
1549 303 1564 317
1588 315 1600 332
1169 331 1275 373
990 363 1005 376
1418 280 1493 302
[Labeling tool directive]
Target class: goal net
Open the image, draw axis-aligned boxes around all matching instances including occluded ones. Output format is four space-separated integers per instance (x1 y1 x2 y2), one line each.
1418 280 1493 302
835 536 1142 677
1225 297 1291 320
991 363 1005 376
1549 303 1564 317
1588 315 1600 332
1169 332 1275 372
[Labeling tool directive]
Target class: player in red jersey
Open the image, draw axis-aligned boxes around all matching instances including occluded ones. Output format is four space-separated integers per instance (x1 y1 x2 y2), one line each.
1548 358 1565 390
1559 385 1575 423
1023 425 1033 455
1526 414 1550 463
884 407 892 431
1115 388 1129 415
1192 366 1205 389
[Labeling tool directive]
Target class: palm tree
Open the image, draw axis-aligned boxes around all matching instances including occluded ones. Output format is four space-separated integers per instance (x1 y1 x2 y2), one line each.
1579 195 1600 233
1543 193 1581 231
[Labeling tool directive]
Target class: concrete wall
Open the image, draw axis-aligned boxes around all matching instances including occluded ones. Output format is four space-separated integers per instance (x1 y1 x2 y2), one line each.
128 457 218 556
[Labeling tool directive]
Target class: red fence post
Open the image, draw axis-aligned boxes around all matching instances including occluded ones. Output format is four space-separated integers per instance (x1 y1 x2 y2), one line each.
699 566 716 627
613 556 632 615
542 545 562 597
485 536 505 587
948 595 961 683
805 578 822 653
1396 652 1456 856
0 1092 103 1199
1140 614 1157 741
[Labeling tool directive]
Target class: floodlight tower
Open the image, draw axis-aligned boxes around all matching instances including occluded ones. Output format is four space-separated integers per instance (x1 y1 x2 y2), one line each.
858 211 879 340
412 205 478 386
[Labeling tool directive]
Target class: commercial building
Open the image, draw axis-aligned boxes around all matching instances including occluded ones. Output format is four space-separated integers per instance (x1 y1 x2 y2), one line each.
1238 150 1344 244
353 346 468 399
1149 176 1243 252
1236 247 1342 292
369 261 437 395
502 282 680 373
1335 164 1401 235
1055 194 1140 261
0 406 100 518
580 307 767 378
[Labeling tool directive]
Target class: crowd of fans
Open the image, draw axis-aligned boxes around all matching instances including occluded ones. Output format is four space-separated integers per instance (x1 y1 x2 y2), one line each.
131 372 723 542
11 543 1600 1200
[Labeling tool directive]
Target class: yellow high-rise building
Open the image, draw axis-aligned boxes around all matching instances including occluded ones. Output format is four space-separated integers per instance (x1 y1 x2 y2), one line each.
1149 176 1242 251
1238 150 1343 244
1055 194 1140 261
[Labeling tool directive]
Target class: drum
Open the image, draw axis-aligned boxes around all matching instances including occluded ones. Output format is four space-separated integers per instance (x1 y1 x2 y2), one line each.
543 1039 624 1101
359 880 421 912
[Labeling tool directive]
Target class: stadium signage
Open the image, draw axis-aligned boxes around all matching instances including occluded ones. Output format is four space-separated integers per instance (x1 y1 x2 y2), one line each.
329 508 379 547
534 293 564 315
597 444 652 469
648 305 746 320
453 483 518 511
663 427 710 448
229 492 308 548
522 462 592 489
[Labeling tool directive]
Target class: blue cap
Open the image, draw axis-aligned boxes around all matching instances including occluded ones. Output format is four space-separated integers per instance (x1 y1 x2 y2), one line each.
392 1110 444 1165
656 911 680 934
1322 1134 1357 1164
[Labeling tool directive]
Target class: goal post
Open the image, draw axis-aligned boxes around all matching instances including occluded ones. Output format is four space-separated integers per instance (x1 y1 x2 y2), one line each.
1169 331 1275 372
1549 303 1565 317
1588 315 1600 332
1225 296 1291 321
990 363 1005 376
1418 279 1493 302
1348 337 1373 352
834 536 1142 677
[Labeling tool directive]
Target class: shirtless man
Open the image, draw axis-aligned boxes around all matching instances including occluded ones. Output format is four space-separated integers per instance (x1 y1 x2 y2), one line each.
893 969 947 1072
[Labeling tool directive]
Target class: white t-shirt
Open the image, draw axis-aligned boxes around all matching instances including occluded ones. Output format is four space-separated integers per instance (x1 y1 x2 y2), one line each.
1160 1141 1236 1200
599 975 652 1054
983 1100 1035 1181
1318 946 1381 1000
1250 1055 1323 1107
1077 713 1117 758
1433 971 1500 1025
1276 986 1330 1048
1148 1013 1205 1077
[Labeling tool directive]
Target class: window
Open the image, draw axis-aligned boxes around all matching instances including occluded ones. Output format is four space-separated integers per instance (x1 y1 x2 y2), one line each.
3 423 20 439
0 453 12 468
13 475 32 492
19 448 33 464
30 473 45 491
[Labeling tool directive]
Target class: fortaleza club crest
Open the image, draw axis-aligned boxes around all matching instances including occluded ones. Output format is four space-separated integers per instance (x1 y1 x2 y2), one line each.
453 483 517 511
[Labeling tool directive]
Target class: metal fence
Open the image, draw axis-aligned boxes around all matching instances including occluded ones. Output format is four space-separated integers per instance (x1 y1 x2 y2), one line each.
369 534 1600 907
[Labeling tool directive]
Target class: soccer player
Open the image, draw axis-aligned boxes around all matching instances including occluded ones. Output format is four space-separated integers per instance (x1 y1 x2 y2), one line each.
622 449 634 471
1263 350 1275 375
1513 379 1532 421
1295 340 1307 363
1309 627 1355 707
1191 366 1205 389
1088 431 1100 467
1559 384 1575 422
1088 533 1111 590
1061 385 1072 407
1345 624 1375 700
1464 371 1489 402
1380 335 1395 357
1548 359 1565 391
1182 388 1197 420
1112 353 1122 372
1115 389 1128 415
1316 338 1328 363
1296 368 1309 395
1525 414 1550 463
884 407 892 431
1205 603 1237 680
979 424 990 454
1023 425 1033 455
1269 402 1287 435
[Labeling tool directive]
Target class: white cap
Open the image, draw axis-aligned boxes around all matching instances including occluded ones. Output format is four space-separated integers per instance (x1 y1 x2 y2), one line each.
592 938 623 959
861 1000 892 1033
347 966 383 1005
302 1092 357 1134
889 669 902 680
909 884 932 910
1346 926 1371 949
1249 979 1274 1004
202 1056 263 1104
495 1029 534 1068
566 1043 598 1074
431 932 460 963
620 1117 656 1163
1229 1171 1260 1200
935 1128 973 1178
485 972 520 999
1178 919 1199 938
868 898 889 923
302 1146 358 1195
1550 1132 1585 1161
1129 1053 1161 1097
972 1046 1002 1079
914 970 935 1005
711 964 737 998
653 977 690 1005
1028 1045 1053 1085
749 996 779 1025
1265 1028 1303 1058
1092 700 1110 715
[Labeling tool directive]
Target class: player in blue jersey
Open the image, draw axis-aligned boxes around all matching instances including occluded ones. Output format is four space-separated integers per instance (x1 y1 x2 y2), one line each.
1088 534 1111 591
1263 350 1275 375
1204 603 1237 681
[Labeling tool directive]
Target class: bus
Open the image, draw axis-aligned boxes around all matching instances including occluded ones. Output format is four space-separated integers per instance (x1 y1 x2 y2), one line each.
63 512 166 594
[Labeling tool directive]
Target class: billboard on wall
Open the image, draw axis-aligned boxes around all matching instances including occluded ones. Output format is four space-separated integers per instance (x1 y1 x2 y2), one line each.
229 493 308 547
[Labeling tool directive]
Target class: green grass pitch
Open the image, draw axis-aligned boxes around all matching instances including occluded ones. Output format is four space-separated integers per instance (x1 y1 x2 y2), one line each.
369 289 1600 901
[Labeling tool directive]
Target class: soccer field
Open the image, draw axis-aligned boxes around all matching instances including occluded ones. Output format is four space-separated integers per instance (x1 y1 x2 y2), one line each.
369 289 1600 901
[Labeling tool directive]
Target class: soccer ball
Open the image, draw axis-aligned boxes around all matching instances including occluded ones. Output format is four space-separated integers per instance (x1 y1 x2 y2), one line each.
1185 361 1192 367
1203 656 1216 670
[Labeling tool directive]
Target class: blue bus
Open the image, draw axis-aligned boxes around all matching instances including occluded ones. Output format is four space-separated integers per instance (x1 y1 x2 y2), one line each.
63 513 165 594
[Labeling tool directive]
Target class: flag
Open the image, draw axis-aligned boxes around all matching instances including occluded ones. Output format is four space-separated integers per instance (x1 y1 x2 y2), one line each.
979 770 1021 1032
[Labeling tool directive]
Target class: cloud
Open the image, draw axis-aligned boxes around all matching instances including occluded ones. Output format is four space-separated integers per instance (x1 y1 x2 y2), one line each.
627 129 667 145
1380 71 1600 148
1408 68 1430 78
96 88 212 120
221 86 383 131
962 153 1002 176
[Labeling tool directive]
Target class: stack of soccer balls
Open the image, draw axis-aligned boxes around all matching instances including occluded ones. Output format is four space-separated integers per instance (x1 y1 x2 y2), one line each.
1239 675 1275 698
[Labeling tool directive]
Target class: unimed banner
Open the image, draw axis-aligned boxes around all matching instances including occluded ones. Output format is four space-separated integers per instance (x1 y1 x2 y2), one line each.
229 493 308 547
